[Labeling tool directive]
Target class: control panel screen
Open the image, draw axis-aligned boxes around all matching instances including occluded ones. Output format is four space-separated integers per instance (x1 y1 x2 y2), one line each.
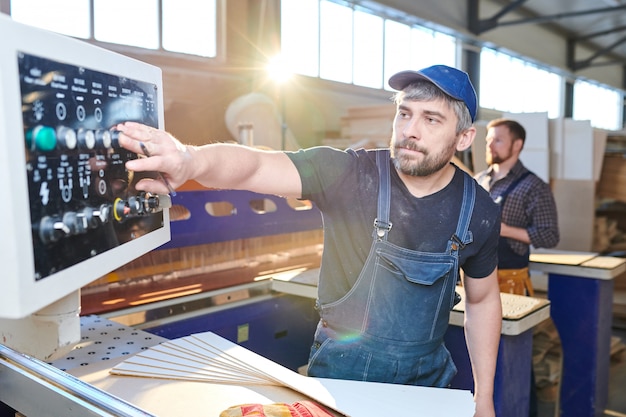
20 52 165 281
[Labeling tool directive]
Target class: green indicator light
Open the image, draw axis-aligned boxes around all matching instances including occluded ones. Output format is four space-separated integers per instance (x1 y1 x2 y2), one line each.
34 126 57 152
25 129 33 150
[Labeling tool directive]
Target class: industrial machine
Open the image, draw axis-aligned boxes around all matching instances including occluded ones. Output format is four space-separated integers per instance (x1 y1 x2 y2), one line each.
0 13 172 416
0 11 325 417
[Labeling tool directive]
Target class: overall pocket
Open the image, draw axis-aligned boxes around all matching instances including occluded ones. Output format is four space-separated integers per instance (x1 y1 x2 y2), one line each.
368 248 456 342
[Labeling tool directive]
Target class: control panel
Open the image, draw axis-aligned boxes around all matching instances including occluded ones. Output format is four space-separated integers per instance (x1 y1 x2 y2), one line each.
21 52 166 282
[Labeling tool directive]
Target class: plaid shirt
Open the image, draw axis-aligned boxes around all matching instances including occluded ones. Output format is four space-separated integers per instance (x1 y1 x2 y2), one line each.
475 160 559 256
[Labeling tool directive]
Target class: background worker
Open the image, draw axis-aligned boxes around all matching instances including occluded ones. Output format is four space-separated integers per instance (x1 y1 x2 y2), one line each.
117 65 503 417
474 117 560 417
475 118 560 296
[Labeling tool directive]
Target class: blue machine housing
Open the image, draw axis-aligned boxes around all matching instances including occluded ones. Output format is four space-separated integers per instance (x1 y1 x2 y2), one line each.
161 189 323 249
141 188 324 371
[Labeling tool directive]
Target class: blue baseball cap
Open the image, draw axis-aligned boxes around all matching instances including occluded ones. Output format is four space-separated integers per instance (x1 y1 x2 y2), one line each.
388 65 478 122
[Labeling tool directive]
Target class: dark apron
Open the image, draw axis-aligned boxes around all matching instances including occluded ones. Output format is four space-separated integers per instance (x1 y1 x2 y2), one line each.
498 236 530 269
479 170 531 269
307 151 476 387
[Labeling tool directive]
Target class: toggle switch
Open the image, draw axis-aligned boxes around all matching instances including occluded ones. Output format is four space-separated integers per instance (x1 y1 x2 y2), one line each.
38 215 70 244
94 204 112 224
62 211 86 235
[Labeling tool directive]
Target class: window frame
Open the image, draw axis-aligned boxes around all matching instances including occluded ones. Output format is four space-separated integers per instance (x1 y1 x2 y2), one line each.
8 0 226 63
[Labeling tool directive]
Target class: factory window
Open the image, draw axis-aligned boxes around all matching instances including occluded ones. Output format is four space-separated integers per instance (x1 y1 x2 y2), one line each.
10 0 91 38
573 80 623 131
353 10 384 88
479 48 562 118
319 1 353 83
280 0 319 77
383 21 456 90
162 0 217 57
280 0 456 90
94 0 159 49
10 0 218 58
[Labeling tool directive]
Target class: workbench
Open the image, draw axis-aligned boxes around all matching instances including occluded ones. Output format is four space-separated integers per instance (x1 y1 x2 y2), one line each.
271 268 550 417
49 316 475 416
529 251 626 417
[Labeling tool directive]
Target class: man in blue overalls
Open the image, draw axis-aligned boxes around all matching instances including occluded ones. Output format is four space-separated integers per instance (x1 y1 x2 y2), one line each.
117 65 503 417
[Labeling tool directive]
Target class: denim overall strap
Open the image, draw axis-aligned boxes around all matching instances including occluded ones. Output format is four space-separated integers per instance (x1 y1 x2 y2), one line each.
374 150 392 240
448 174 475 255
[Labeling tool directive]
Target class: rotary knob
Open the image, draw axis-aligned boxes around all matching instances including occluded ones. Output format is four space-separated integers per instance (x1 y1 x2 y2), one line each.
56 126 77 150
77 128 96 149
95 129 112 149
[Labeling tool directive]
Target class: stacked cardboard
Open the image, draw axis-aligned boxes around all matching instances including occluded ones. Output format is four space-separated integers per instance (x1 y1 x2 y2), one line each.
473 113 609 252
598 153 626 203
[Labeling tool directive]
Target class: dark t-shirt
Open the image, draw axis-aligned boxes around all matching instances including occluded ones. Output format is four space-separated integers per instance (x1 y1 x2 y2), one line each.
287 146 501 304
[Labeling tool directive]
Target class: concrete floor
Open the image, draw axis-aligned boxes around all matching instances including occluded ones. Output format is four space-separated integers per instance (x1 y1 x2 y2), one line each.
537 323 626 417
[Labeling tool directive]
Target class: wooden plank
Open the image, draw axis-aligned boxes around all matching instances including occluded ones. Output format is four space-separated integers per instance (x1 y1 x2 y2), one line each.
597 154 626 202
345 104 394 119
454 286 550 320
530 252 597 266
582 256 626 270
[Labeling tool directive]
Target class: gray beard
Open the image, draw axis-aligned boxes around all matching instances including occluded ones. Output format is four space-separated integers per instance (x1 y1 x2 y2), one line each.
392 140 454 177
393 154 450 177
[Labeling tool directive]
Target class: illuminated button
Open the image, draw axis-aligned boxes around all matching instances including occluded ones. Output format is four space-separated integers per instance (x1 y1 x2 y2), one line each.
77 128 96 149
56 126 77 150
25 129 33 150
95 129 112 148
31 125 57 152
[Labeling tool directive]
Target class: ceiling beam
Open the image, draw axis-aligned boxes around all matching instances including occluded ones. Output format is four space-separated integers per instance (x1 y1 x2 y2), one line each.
567 25 626 71
469 1 626 35
468 0 528 35
568 34 626 71
468 0 626 71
